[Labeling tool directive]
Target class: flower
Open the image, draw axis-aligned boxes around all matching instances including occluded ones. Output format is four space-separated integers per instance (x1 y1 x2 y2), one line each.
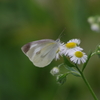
87 17 95 24
68 50 87 64
55 49 61 60
90 23 100 32
55 42 65 60
61 39 83 56
87 16 100 32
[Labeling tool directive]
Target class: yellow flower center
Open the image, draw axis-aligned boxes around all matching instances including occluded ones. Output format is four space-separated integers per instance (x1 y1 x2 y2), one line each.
75 51 83 58
66 42 76 48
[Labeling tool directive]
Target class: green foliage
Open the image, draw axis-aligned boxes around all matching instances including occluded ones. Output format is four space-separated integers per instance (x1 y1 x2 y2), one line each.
56 73 68 85
63 55 81 77
96 45 100 58
63 55 75 67
64 65 81 77
0 0 100 100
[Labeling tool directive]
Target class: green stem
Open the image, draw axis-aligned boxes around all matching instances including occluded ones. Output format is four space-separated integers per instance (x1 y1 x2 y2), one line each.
76 66 98 100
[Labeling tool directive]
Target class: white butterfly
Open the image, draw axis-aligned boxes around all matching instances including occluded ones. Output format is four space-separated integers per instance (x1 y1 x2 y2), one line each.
21 39 61 67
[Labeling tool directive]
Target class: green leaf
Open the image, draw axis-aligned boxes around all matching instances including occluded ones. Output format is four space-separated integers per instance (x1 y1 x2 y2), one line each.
70 71 81 77
63 55 75 67
82 52 92 72
56 73 68 85
64 65 81 77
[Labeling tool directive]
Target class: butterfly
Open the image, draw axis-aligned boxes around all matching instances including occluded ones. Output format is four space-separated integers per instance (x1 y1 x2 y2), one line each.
21 39 61 67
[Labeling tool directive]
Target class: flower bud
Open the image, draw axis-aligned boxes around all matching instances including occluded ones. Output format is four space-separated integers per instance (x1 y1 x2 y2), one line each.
97 45 100 50
50 67 60 76
95 45 100 58
88 17 95 24
56 74 67 85
90 23 100 32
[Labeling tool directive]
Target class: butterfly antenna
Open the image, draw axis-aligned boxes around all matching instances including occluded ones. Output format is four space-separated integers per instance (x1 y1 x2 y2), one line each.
56 28 66 41
56 28 66 42
58 28 66 39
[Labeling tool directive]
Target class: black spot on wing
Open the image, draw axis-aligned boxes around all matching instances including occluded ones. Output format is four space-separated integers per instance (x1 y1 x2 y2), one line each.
21 43 31 53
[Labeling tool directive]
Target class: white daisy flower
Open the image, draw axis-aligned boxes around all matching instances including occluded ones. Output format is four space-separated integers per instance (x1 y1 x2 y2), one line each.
55 43 65 60
55 51 60 60
69 50 87 64
68 39 81 45
61 39 83 56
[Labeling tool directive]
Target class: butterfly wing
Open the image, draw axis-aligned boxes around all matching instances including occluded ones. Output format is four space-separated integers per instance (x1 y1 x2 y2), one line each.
21 39 60 67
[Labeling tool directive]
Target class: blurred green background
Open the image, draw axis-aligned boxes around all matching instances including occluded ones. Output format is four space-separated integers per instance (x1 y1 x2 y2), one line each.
0 0 100 100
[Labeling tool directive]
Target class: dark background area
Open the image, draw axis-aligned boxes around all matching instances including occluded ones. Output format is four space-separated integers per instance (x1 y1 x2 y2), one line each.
0 0 100 100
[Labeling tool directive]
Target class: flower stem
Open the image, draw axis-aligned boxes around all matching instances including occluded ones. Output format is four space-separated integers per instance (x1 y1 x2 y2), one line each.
76 66 98 100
